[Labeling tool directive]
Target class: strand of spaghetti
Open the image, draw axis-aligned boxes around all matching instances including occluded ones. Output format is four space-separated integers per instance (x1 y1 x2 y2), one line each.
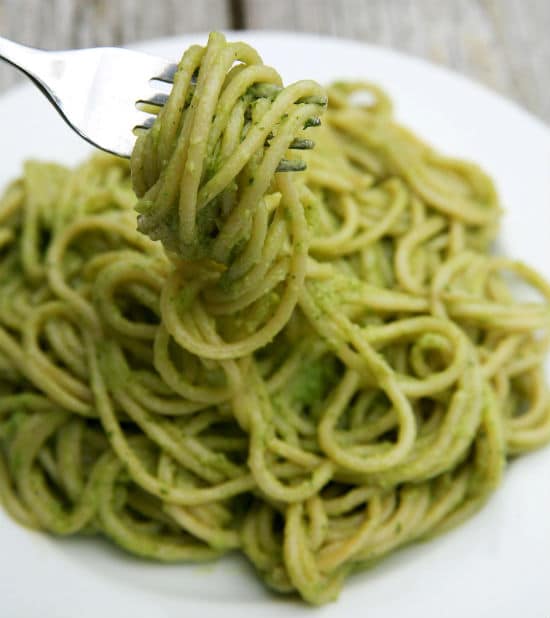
0 32 549 606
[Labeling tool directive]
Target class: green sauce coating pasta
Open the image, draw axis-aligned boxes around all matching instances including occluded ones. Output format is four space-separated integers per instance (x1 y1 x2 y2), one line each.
0 32 549 605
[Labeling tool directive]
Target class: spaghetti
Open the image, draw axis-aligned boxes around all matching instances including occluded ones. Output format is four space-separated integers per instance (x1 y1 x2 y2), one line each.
1 32 549 604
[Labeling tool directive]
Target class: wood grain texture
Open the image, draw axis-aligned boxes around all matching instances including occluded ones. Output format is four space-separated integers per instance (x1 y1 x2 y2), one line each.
0 0 548 123
242 0 550 123
0 0 230 90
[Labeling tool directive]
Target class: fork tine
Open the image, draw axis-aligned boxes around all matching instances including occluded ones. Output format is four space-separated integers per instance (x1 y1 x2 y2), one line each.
276 159 307 172
152 63 178 84
288 138 315 150
304 117 321 129
132 110 156 131
137 93 170 108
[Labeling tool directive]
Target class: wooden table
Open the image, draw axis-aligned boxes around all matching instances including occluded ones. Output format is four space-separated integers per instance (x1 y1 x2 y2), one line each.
0 0 548 123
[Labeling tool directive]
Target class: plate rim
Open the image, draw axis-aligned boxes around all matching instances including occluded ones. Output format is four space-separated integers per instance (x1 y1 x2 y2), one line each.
1 30 549 618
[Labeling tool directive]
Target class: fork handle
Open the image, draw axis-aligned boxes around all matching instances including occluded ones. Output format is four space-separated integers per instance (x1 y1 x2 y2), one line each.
0 36 175 157
0 36 65 105
0 37 46 79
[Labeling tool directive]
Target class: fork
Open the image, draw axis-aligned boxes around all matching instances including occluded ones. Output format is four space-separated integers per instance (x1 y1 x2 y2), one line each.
0 36 177 157
0 36 318 167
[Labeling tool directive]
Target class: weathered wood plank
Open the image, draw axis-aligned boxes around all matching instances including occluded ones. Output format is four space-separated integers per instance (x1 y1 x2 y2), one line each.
1 1 548 123
0 0 230 91
242 0 550 123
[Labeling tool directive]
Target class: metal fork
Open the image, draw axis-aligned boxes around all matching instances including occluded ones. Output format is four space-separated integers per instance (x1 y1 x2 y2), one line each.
0 36 176 157
0 37 319 167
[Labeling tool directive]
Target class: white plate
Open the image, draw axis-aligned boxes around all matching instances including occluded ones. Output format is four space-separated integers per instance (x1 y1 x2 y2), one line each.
1 31 550 618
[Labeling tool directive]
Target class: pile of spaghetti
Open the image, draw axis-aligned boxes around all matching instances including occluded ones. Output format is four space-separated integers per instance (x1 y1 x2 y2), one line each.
1 33 550 604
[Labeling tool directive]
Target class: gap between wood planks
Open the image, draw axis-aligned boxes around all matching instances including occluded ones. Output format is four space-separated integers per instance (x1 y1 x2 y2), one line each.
230 0 247 30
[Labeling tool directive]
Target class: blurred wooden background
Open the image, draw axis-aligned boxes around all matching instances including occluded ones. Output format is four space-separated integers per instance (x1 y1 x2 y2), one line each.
0 0 548 123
